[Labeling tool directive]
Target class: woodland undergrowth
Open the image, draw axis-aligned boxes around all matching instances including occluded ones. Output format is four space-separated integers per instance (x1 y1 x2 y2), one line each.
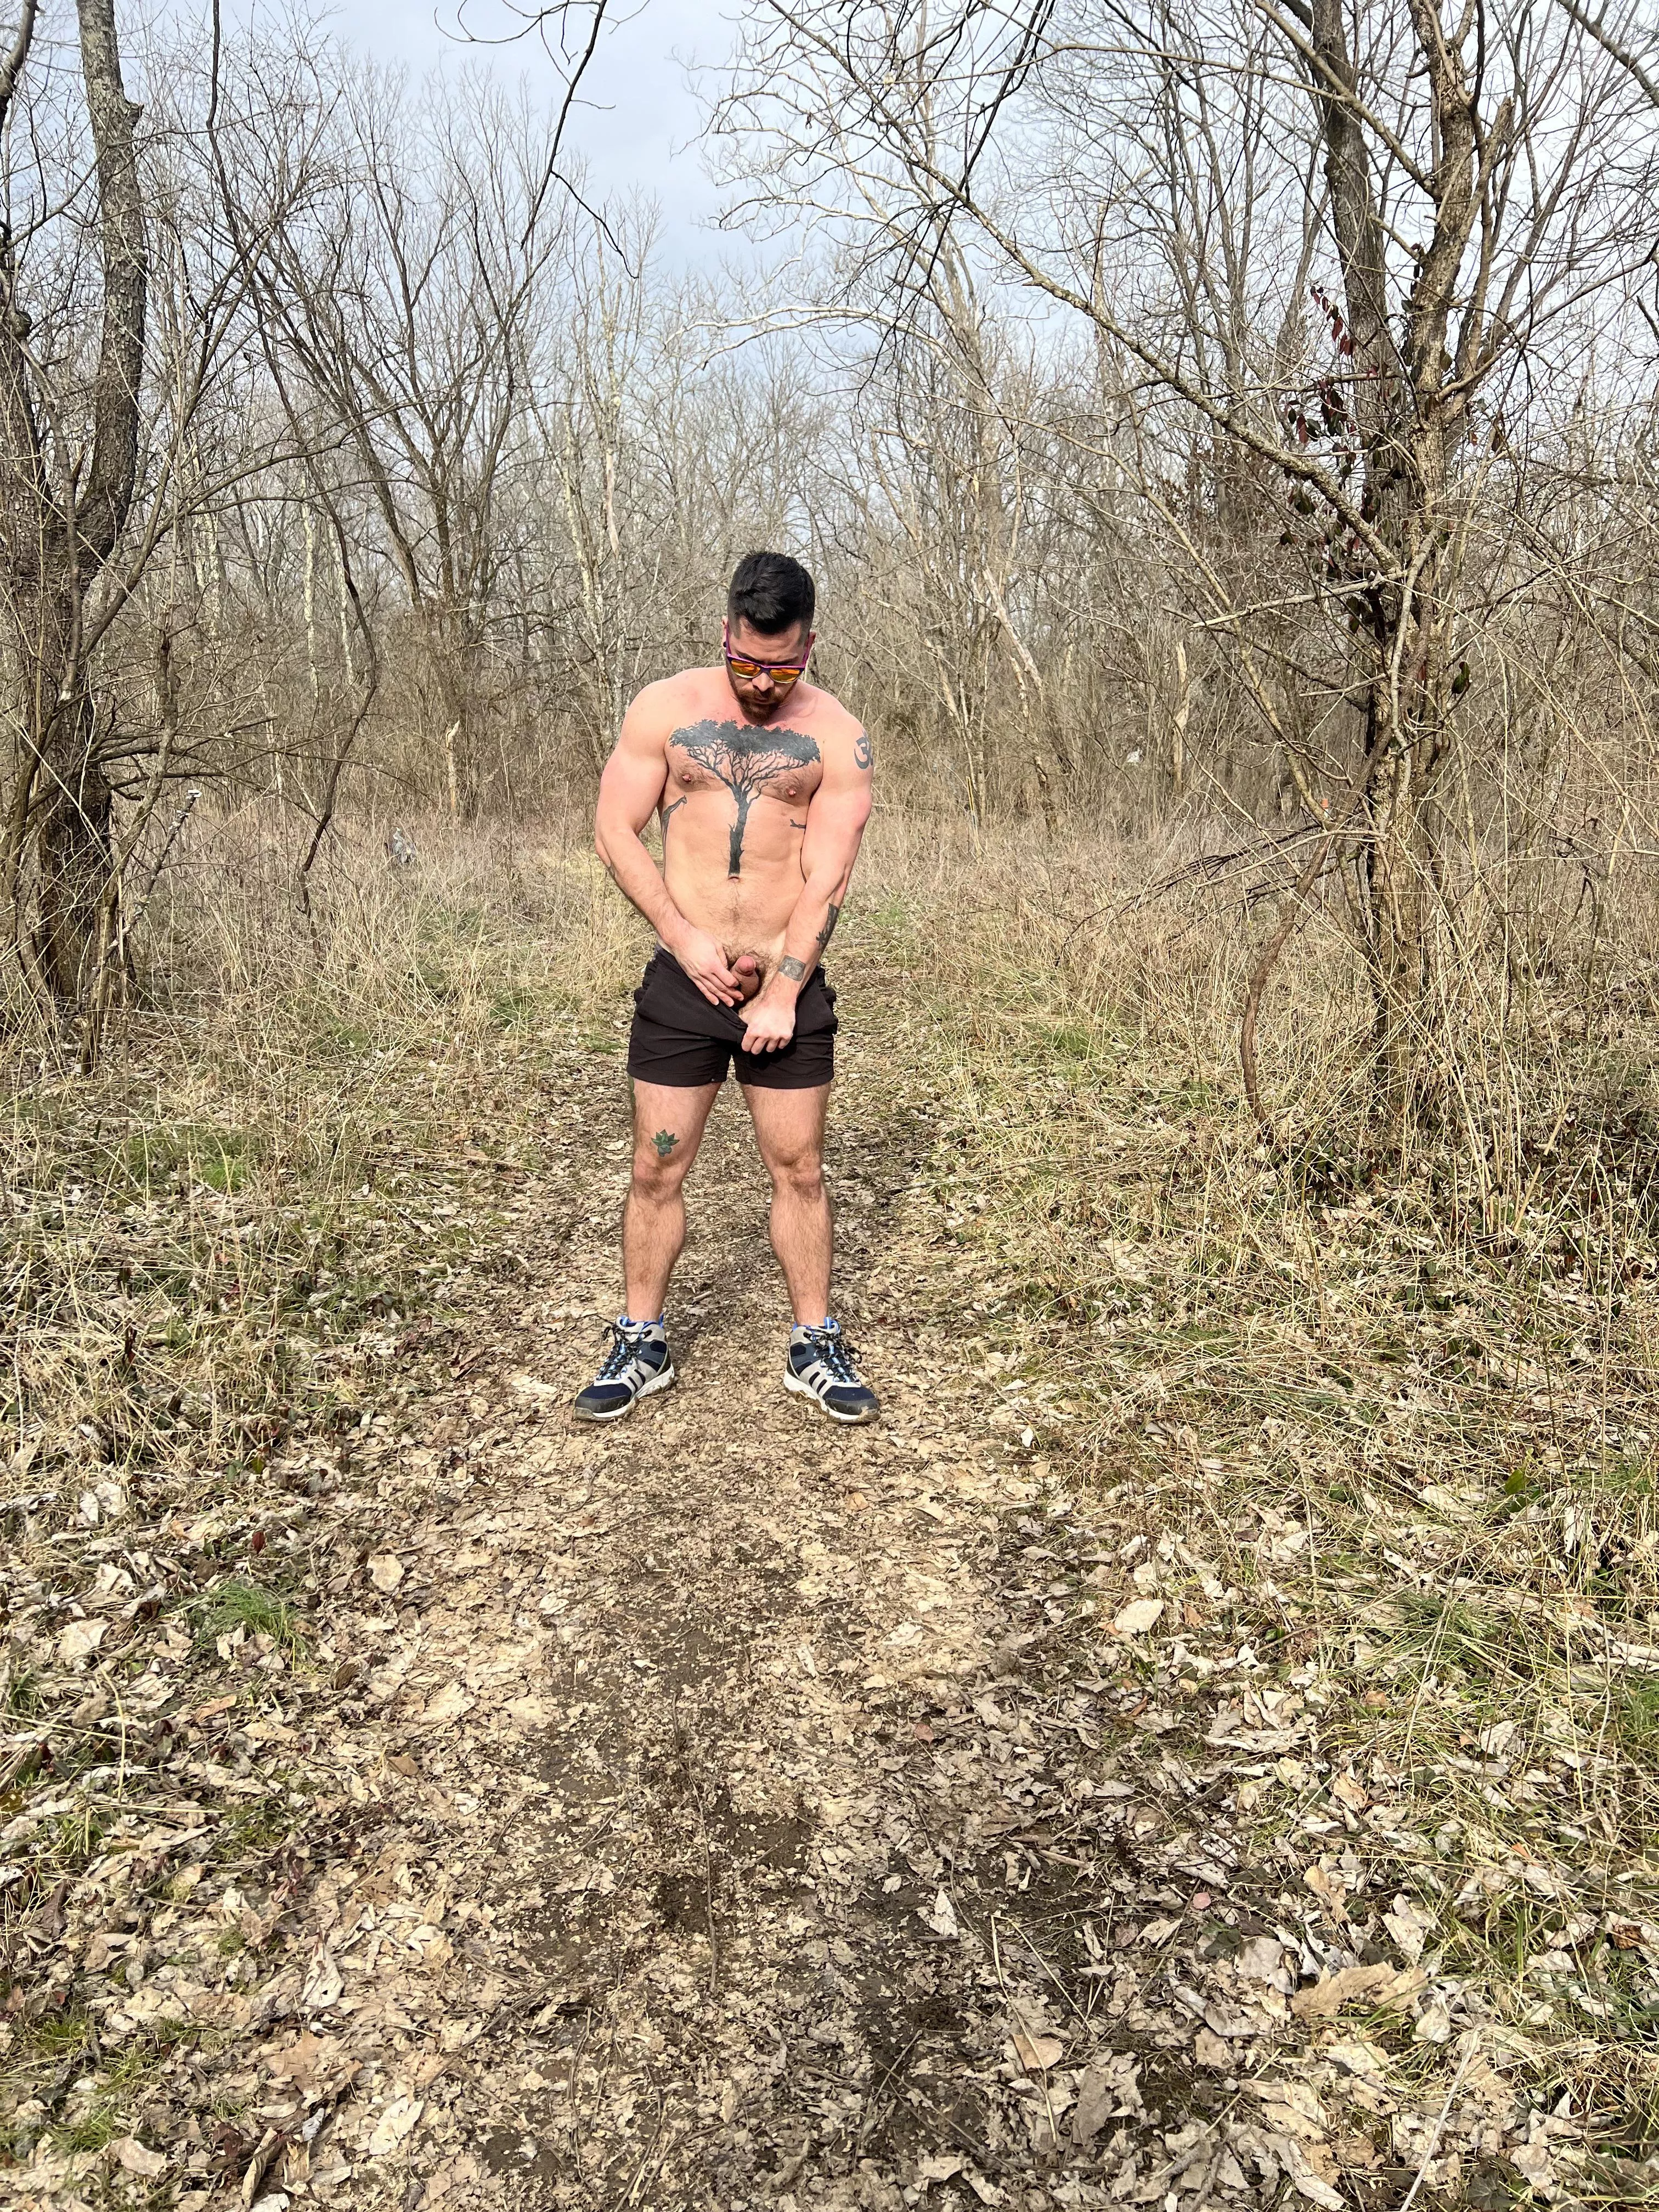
3 805 1658 2194
869 818 1659 2176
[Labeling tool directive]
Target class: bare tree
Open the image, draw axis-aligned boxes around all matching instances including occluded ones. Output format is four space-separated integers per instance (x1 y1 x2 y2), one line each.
715 0 1659 1126
0 0 146 1007
252 73 561 816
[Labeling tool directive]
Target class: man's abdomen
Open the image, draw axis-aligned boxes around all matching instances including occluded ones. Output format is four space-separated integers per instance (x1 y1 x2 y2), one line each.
662 798 805 965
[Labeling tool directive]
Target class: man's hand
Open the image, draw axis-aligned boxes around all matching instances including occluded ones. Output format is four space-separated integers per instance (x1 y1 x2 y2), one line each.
671 926 743 1008
741 982 798 1055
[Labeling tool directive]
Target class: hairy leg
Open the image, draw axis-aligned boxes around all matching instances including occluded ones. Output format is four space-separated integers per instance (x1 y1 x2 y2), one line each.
743 1082 833 1324
624 1080 720 1319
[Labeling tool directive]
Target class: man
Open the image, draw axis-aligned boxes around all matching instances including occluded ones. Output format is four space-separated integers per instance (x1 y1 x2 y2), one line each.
575 551 878 1425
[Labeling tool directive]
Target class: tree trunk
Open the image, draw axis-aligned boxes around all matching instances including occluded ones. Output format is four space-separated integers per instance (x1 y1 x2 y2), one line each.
1308 0 1470 1124
0 0 145 1011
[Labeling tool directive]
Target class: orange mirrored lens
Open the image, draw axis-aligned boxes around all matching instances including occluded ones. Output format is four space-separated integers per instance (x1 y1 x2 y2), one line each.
727 657 804 681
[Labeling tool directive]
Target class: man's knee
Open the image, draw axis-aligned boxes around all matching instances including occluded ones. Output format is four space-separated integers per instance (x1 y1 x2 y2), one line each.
630 1143 691 1197
765 1143 825 1199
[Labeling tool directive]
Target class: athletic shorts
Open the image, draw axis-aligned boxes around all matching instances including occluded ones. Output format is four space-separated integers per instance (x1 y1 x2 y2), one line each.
627 948 837 1090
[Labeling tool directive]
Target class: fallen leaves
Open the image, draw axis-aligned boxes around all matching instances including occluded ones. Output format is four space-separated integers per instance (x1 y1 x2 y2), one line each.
1383 1895 1437 1963
917 2152 964 2182
1270 2132 1347 2210
1071 2055 1143 2142
299 1951 344 2012
1250 2080 1329 2137
7 873 1644 2212
55 1617 106 1663
366 2096 424 2156
1290 1962 1429 2020
266 2030 357 2095
111 2136 168 2178
919 1886 960 1939
1010 2027 1065 2072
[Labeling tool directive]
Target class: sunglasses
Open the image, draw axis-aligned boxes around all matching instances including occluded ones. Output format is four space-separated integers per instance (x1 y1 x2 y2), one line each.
723 630 810 685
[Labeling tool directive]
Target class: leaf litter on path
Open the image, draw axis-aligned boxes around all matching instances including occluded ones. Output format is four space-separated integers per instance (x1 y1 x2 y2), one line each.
6 944 1650 2211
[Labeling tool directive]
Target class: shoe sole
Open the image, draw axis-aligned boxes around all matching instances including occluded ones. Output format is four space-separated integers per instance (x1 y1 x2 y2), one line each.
783 1369 877 1425
572 1363 676 1423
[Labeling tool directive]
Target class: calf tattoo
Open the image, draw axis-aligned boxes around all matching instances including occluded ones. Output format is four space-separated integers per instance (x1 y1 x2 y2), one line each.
652 1129 679 1156
670 720 821 877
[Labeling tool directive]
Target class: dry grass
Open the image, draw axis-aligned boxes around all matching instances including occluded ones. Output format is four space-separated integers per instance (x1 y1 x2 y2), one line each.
4 803 1658 2194
858 811 1659 2180
2 809 639 2175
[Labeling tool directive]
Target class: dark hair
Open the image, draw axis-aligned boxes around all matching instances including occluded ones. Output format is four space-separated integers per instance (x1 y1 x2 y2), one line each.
727 550 815 637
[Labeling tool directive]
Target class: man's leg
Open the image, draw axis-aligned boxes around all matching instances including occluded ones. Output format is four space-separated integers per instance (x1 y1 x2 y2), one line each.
742 1082 832 1322
744 1079 879 1423
624 1080 720 1319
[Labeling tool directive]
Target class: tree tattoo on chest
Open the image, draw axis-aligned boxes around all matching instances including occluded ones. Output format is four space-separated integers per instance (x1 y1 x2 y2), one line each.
669 720 821 876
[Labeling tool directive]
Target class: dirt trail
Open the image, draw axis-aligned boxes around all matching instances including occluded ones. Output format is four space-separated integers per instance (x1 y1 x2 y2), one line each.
276 1052 1413 2212
422 1094 1044 2207
306 1079 1079 2207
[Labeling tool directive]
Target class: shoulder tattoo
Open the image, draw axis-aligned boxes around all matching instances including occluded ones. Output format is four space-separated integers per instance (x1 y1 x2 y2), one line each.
854 729 872 770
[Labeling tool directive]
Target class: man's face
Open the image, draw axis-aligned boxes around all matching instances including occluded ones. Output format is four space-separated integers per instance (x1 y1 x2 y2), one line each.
724 617 814 721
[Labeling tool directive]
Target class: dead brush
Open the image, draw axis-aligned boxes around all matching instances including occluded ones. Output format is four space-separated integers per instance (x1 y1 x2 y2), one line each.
853 811 1659 2174
4 800 637 1517
4 803 1658 2189
1 803 645 2166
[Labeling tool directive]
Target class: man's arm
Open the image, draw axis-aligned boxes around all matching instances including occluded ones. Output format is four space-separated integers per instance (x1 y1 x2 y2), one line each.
594 695 743 1008
742 721 874 1054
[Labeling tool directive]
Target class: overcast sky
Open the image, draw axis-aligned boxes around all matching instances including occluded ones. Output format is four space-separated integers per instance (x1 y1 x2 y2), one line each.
325 0 733 265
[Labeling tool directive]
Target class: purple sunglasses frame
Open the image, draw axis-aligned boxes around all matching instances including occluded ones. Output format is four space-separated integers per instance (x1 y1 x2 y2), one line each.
721 623 812 682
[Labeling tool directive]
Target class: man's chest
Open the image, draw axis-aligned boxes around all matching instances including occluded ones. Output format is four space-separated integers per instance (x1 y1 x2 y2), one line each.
665 717 825 806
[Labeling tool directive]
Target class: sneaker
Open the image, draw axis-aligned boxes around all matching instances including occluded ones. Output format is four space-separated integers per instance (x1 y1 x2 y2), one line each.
785 1319 880 1425
573 1318 675 1423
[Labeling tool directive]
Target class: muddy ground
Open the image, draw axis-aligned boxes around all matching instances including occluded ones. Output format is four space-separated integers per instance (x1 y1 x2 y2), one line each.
222 1064 1487 2212
8 992 1577 2211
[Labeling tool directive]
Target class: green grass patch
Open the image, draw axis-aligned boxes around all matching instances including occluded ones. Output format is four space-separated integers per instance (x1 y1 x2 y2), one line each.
190 1578 305 1658
1609 1679 1659 1768
116 1122 257 1195
489 985 543 1030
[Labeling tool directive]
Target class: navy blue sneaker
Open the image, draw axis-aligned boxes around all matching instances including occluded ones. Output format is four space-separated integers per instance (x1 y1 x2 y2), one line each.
785 1319 879 1425
573 1318 674 1422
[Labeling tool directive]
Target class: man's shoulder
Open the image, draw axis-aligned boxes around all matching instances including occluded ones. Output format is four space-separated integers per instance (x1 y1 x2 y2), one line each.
804 687 872 775
802 684 866 749
628 668 718 730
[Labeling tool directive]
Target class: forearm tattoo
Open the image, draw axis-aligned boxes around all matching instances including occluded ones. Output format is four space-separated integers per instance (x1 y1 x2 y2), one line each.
778 955 808 982
815 902 840 956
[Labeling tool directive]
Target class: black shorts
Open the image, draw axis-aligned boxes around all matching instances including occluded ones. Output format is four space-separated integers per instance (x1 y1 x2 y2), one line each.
627 949 838 1090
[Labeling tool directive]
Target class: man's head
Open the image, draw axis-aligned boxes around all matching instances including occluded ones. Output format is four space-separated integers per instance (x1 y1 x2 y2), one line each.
724 551 816 719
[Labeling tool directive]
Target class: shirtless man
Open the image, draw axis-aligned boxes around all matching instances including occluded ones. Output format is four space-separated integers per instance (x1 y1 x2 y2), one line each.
574 551 878 1425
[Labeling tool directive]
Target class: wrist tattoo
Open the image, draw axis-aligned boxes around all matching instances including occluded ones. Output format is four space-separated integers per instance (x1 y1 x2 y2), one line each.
778 954 808 982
